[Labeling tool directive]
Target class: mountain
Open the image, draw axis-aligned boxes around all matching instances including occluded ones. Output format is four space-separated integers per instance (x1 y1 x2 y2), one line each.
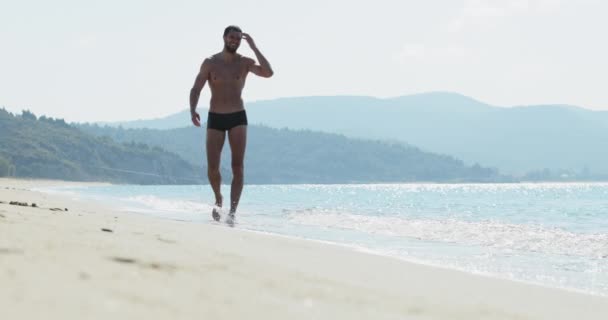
0 109 204 184
107 92 608 175
78 123 507 184
98 108 199 130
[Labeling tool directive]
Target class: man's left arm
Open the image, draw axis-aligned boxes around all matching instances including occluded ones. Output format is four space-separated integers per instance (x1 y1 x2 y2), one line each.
243 33 274 78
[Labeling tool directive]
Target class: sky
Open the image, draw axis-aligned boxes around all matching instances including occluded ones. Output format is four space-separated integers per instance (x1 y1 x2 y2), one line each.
1 0 607 122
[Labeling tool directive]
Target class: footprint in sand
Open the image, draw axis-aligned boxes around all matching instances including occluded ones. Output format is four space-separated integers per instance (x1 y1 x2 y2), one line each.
156 235 177 244
109 256 177 272
0 248 23 255
145 262 177 271
111 257 137 264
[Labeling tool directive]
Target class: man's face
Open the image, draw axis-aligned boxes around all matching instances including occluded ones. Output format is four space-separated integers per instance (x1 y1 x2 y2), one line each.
224 31 242 53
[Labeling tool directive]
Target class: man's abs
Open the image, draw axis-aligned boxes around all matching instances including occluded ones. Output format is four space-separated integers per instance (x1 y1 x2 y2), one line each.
208 82 245 113
208 96 244 113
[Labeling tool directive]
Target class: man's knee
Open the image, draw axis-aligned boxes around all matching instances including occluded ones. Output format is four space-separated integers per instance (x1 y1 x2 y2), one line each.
207 166 221 177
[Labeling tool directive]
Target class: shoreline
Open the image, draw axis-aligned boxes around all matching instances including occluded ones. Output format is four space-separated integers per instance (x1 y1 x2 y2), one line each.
196 222 608 298
2 178 607 319
18 177 608 187
36 180 608 298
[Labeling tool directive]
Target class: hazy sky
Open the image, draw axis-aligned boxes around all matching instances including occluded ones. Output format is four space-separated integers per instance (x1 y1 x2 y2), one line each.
1 0 606 121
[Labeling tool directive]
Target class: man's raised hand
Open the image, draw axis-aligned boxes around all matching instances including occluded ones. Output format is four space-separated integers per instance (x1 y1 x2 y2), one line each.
242 33 256 49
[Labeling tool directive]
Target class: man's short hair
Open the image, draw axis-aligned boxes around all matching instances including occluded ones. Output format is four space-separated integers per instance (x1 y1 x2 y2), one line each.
224 25 242 37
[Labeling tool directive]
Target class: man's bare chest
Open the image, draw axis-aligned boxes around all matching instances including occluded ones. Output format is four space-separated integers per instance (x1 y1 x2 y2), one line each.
209 62 247 84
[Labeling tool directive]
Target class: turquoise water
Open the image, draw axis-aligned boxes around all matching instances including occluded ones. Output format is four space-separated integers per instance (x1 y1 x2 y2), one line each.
42 183 608 296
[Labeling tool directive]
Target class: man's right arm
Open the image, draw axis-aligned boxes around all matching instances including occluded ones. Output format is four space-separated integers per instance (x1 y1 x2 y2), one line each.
189 59 210 126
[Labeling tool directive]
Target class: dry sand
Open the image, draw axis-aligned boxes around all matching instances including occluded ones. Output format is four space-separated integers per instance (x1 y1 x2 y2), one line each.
1 178 607 319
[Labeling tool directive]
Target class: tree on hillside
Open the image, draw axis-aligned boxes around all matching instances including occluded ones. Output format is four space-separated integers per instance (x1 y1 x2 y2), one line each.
20 110 37 121
0 155 15 177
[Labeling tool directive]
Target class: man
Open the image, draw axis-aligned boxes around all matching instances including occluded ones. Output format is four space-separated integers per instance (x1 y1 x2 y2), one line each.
190 25 273 224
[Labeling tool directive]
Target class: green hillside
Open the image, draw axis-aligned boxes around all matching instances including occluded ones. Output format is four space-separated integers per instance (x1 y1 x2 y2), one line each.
78 123 508 184
0 109 204 184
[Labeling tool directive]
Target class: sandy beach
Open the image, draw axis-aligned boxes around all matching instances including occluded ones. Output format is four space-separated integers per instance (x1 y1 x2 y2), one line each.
1 178 607 319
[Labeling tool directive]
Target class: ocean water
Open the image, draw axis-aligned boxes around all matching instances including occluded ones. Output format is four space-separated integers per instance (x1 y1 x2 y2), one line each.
41 183 608 296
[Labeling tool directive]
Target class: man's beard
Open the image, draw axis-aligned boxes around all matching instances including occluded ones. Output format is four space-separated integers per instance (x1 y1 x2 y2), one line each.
225 44 238 53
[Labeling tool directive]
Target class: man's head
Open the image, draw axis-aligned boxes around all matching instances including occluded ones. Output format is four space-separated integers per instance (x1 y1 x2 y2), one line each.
223 25 242 54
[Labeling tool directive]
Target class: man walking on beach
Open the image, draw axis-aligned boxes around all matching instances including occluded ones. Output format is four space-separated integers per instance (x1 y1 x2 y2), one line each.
190 25 273 224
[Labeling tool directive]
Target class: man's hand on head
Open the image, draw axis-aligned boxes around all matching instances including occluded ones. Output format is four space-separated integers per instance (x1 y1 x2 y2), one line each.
242 33 256 49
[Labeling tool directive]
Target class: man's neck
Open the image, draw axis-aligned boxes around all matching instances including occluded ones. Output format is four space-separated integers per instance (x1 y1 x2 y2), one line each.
221 50 238 61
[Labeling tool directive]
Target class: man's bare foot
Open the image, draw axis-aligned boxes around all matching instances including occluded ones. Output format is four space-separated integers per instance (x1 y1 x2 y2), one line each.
212 207 221 221
212 195 223 221
225 211 236 227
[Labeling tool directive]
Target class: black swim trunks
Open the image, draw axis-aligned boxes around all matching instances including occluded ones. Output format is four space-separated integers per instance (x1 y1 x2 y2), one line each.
207 110 248 131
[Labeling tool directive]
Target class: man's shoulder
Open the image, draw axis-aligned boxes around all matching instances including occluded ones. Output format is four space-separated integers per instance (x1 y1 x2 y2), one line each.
239 55 255 65
204 54 218 63
204 53 224 63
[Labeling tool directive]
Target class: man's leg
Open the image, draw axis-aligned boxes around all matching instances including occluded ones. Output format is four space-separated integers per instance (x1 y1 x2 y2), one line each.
227 125 247 215
206 128 226 220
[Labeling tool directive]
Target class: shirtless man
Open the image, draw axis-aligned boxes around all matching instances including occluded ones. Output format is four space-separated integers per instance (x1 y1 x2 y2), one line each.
190 25 273 224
